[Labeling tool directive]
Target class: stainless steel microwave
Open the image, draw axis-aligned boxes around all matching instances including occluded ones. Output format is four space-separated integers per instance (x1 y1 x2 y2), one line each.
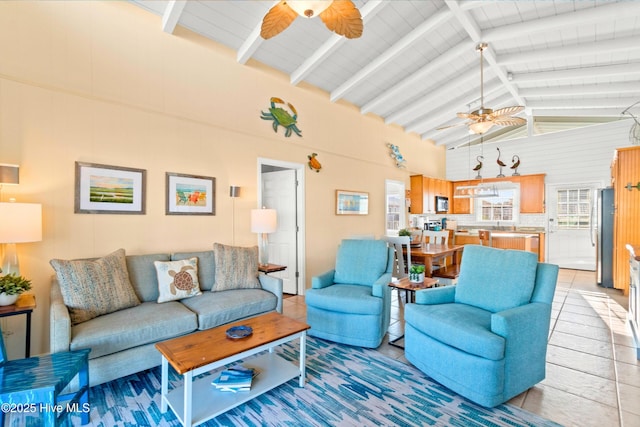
435 196 449 214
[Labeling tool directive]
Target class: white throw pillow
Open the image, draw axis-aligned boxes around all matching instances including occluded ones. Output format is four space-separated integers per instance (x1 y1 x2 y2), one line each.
154 258 202 303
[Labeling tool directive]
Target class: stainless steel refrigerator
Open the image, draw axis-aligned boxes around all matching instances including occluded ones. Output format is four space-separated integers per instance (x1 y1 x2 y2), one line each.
596 187 614 288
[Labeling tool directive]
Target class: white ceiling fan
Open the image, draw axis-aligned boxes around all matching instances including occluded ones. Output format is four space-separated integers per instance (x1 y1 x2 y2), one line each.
440 43 526 135
261 0 363 40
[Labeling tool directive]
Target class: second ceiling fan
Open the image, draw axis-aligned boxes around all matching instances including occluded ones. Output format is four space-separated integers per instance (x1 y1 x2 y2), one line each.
441 43 526 135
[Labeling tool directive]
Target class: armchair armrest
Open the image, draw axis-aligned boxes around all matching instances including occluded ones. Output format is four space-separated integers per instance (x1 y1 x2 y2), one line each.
414 286 456 305
312 270 336 289
50 277 71 353
372 272 392 298
491 302 551 348
259 274 283 314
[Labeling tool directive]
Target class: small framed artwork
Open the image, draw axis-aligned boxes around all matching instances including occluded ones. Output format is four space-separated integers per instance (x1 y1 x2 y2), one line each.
166 172 216 215
75 162 146 214
336 190 369 215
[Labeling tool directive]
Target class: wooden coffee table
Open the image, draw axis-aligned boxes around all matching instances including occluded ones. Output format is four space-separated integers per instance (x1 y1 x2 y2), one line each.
155 312 310 427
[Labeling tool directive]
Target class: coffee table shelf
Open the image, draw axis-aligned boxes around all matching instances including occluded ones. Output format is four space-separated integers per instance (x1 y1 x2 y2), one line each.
165 352 300 426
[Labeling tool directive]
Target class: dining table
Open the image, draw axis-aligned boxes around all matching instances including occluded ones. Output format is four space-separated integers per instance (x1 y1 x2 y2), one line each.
408 243 464 278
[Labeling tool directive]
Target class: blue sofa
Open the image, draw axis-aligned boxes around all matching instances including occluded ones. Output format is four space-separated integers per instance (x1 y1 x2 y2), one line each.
50 249 283 387
404 245 559 407
305 239 394 348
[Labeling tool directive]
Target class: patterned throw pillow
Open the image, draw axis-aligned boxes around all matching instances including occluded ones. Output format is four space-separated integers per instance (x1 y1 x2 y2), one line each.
212 243 261 291
154 258 202 303
50 248 141 325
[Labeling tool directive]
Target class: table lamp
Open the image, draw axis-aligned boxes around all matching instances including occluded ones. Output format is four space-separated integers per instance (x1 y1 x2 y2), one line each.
251 207 277 267
0 202 43 276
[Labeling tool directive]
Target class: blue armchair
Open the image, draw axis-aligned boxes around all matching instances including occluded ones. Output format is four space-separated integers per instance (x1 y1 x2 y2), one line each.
404 245 559 407
305 239 394 348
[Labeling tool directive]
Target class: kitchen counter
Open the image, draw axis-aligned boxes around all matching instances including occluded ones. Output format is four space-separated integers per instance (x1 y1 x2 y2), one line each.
453 230 544 261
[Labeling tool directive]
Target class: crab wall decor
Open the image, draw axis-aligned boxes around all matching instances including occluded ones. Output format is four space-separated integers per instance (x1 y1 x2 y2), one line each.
260 97 302 137
308 153 322 172
387 143 406 168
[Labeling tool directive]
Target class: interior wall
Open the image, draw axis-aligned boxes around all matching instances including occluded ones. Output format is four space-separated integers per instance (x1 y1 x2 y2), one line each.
0 1 444 357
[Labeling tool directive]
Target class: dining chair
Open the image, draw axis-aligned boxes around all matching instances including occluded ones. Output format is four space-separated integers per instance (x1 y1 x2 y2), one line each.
382 235 412 304
478 230 493 247
424 230 450 270
0 323 91 426
409 229 423 246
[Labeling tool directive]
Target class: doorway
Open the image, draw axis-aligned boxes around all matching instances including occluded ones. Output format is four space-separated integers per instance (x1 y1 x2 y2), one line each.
547 182 601 270
258 158 306 295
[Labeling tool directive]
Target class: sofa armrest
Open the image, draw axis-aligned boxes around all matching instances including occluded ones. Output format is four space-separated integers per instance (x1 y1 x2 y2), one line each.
50 277 72 353
311 270 336 289
491 302 551 349
259 273 283 314
372 272 392 298
414 286 456 305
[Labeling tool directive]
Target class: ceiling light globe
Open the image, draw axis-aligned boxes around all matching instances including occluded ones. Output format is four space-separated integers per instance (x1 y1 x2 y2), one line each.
469 120 494 135
288 1 332 18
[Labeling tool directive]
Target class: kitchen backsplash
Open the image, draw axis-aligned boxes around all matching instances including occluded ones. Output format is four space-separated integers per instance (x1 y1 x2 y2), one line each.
410 213 547 230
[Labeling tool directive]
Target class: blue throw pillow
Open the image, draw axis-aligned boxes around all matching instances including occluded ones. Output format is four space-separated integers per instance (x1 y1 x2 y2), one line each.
455 245 538 312
334 239 388 285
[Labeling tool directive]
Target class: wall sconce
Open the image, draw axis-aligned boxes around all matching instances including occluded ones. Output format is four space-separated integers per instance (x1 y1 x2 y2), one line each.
251 207 277 267
0 202 42 275
229 186 241 245
0 164 19 202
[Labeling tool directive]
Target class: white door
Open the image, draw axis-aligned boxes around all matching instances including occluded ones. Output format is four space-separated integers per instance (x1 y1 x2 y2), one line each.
547 182 600 270
262 169 298 294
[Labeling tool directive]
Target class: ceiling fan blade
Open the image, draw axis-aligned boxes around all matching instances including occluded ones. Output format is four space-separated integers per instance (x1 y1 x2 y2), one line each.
261 1 298 39
492 116 527 126
491 105 524 117
319 0 363 39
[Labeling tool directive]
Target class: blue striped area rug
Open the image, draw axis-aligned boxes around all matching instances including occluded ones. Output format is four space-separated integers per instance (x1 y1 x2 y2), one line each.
47 337 557 427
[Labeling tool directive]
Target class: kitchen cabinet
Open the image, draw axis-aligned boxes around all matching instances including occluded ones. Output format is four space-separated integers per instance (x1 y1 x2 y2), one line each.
410 176 452 214
453 231 545 261
626 244 640 359
611 147 640 295
451 174 546 214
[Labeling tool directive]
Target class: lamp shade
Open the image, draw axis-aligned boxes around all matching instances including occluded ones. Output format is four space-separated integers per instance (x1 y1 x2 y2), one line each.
0 203 42 243
251 208 277 233
469 120 494 135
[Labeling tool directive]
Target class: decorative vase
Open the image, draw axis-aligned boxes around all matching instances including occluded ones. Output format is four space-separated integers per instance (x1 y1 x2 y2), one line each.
409 272 425 284
0 293 18 306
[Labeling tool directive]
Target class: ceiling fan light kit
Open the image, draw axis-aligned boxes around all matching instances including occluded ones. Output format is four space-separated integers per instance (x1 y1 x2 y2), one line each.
287 1 332 18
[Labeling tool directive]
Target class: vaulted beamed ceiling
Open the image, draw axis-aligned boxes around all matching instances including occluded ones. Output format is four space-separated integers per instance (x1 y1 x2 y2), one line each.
131 0 640 149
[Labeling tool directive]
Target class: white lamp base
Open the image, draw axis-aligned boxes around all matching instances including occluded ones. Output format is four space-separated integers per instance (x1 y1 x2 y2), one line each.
258 233 270 267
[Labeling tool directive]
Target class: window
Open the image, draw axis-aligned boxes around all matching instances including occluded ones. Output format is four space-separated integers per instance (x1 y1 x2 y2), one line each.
385 180 406 234
475 187 519 223
557 188 591 229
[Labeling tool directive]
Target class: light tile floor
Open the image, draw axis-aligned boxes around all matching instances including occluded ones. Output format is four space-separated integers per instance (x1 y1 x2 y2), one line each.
282 269 640 427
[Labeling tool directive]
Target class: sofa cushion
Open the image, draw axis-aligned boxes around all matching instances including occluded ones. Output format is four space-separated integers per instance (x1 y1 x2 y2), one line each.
172 250 215 291
126 253 170 302
70 301 197 358
154 258 202 303
50 249 141 325
455 245 539 312
212 243 261 291
334 240 388 286
305 284 382 315
180 289 277 330
405 302 505 360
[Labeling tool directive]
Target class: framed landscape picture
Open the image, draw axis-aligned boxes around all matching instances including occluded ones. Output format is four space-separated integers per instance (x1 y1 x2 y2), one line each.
166 172 216 215
75 162 146 214
336 190 369 215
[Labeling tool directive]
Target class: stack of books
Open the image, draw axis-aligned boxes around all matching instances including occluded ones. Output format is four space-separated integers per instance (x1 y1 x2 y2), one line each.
211 365 258 392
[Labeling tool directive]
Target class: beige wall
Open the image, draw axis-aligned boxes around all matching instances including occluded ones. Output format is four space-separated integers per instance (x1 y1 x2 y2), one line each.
0 1 445 356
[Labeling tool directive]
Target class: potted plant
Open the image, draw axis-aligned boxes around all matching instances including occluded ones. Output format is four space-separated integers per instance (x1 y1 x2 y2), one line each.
398 228 411 237
0 273 32 306
409 264 425 283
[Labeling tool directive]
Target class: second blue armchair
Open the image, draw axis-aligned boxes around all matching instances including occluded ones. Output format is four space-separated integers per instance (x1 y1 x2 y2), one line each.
305 239 394 348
